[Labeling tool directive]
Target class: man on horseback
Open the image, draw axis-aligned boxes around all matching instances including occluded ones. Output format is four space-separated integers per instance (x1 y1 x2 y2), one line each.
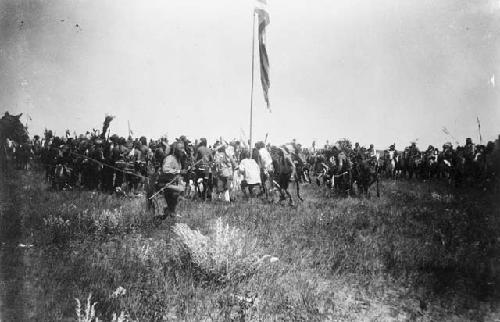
407 142 421 179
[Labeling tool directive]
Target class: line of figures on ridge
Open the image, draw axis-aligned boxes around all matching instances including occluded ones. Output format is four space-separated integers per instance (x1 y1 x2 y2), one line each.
3 132 500 203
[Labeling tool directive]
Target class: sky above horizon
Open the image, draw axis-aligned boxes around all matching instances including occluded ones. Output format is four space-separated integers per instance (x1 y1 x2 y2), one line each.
1 0 499 149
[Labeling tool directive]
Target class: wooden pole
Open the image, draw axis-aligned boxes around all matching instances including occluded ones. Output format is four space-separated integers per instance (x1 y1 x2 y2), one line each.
249 11 256 152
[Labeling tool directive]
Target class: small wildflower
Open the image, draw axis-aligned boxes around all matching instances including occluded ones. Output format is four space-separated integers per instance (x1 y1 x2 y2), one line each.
111 286 127 298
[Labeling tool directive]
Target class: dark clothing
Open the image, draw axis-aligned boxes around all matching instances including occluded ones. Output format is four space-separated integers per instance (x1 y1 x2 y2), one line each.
241 180 260 197
273 154 293 191
163 189 180 214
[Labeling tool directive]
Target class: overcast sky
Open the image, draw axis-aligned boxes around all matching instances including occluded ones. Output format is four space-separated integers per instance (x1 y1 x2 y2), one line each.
1 0 499 149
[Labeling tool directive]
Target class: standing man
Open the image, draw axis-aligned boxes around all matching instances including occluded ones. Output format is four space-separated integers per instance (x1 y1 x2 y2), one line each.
213 143 236 202
160 141 187 218
256 141 273 199
195 138 213 200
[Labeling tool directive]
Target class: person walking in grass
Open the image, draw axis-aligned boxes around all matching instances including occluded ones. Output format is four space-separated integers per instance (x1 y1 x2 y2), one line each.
160 141 187 218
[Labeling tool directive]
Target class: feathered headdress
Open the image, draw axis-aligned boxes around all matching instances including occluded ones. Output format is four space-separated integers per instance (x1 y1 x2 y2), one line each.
101 115 115 139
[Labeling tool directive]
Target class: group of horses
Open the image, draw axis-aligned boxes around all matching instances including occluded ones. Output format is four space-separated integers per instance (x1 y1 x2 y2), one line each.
377 144 497 189
306 140 499 196
305 148 379 198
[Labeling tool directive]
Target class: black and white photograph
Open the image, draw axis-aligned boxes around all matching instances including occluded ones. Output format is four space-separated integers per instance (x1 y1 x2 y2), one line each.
1 0 499 320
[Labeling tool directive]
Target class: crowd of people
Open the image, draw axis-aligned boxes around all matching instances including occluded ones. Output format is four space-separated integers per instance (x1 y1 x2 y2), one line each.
3 124 499 218
3 129 302 216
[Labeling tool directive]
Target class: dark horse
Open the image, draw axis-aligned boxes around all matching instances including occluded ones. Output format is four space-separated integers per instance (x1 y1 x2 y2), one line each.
352 154 380 197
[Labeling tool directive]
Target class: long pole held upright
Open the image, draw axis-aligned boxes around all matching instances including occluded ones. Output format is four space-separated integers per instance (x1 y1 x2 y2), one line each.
249 11 256 152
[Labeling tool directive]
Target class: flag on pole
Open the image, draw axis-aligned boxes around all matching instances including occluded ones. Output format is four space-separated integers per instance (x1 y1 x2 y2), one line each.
490 74 495 87
255 1 270 111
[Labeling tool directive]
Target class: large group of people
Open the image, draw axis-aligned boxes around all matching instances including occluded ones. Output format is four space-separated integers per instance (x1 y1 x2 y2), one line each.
3 129 304 216
311 137 500 192
3 124 500 219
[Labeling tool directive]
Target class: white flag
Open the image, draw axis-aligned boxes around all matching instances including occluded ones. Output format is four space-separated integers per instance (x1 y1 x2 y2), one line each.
490 74 495 87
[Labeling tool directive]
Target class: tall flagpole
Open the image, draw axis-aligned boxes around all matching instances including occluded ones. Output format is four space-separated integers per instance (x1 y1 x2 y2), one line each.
249 10 256 152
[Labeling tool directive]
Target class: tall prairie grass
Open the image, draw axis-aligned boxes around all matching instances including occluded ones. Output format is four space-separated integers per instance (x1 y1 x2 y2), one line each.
6 170 500 321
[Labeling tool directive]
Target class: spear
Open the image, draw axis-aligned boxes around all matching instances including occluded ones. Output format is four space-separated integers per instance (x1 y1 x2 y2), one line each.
442 127 459 146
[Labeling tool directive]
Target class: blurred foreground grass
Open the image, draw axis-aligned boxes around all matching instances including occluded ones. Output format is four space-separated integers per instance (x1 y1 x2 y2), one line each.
6 170 500 321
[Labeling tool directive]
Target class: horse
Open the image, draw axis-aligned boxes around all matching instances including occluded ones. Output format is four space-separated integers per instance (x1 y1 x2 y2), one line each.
352 154 379 197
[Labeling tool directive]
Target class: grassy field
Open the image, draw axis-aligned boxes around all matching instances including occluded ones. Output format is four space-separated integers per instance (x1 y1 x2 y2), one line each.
2 168 500 321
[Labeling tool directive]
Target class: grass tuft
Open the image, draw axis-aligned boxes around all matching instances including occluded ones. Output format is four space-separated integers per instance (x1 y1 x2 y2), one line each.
172 217 269 282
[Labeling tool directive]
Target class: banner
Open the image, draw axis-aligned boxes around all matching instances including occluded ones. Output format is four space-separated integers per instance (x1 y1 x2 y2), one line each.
255 6 270 111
